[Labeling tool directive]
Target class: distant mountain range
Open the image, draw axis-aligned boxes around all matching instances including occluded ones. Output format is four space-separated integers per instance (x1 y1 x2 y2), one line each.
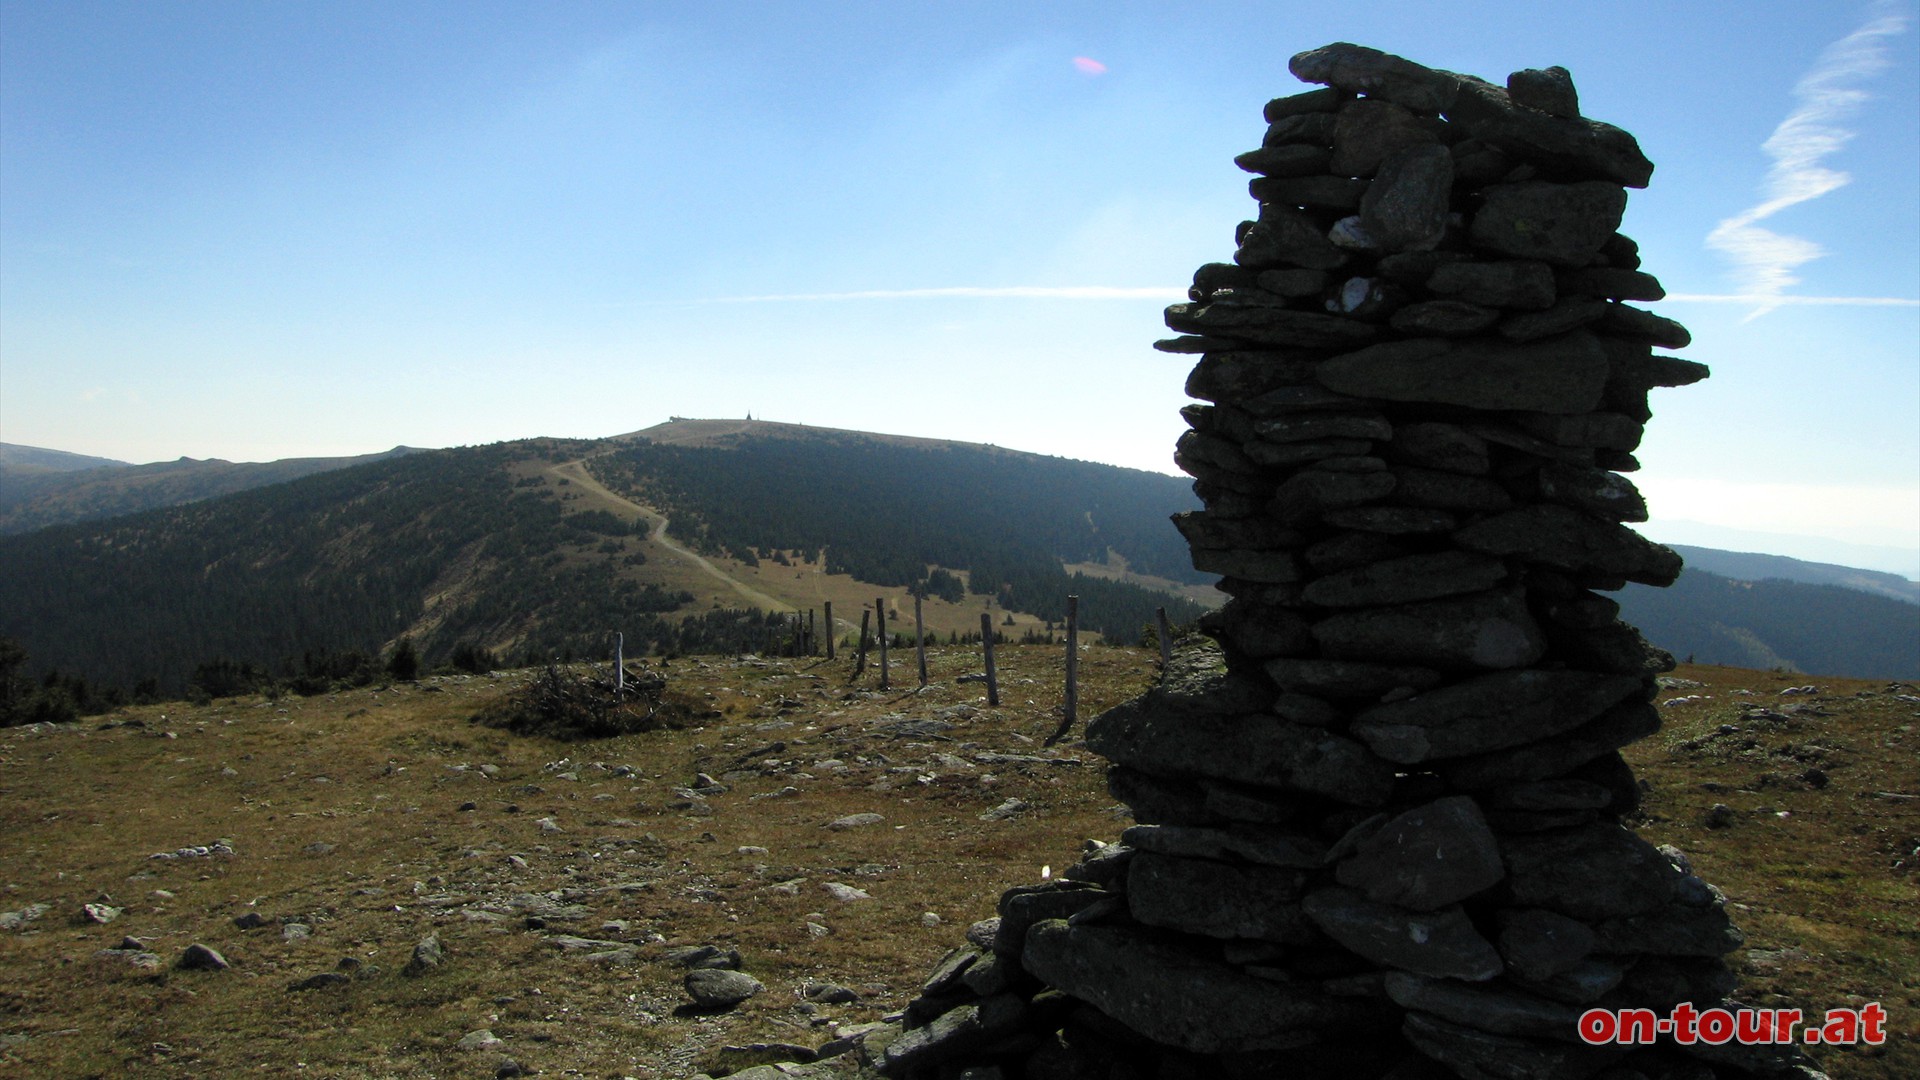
0 442 421 534
0 423 1913 691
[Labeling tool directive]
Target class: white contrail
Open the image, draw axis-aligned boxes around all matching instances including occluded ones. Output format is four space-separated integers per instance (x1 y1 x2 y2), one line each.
704 285 1184 303
1705 2 1911 317
1665 293 1919 307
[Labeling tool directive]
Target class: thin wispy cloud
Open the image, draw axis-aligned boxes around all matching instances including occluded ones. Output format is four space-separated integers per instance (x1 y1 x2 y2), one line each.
1706 1 1911 317
705 285 1182 303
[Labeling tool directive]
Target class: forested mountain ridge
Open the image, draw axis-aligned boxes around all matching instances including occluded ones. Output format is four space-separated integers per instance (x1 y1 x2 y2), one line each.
0 425 1211 698
1618 568 1919 680
0 443 422 535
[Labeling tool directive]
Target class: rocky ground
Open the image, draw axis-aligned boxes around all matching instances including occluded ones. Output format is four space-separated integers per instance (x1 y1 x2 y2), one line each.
0 647 1912 1079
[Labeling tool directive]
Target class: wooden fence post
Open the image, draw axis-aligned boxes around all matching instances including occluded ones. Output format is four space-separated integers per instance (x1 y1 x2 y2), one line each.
854 609 871 678
876 597 889 690
824 601 835 660
808 608 816 656
980 611 999 707
1156 606 1173 668
1046 596 1079 746
915 593 928 688
613 631 624 701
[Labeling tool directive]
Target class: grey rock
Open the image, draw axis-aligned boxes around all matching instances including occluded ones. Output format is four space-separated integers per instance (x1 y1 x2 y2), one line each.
1190 547 1300 584
1264 86 1348 121
995 882 1111 953
1271 467 1398 520
1426 259 1557 309
1289 42 1461 113
0 903 50 931
1591 902 1744 956
1560 267 1664 300
1499 297 1610 342
233 911 269 930
1253 412 1394 443
1234 143 1334 177
1388 300 1501 336
803 980 859 1004
685 967 765 1008
1455 504 1681 585
1262 112 1339 148
455 1029 506 1052
1171 510 1304 552
1358 144 1453 252
1107 767 1215 826
1507 956 1628 1005
920 945 984 996
1249 174 1371 212
1598 302 1691 348
287 971 352 992
1125 852 1317 943
1507 66 1580 119
1062 842 1136 888
1243 383 1374 414
1218 600 1314 659
1022 920 1382 1052
1486 779 1612 811
1442 699 1660 789
1496 907 1597 980
1121 824 1326 868
1390 467 1515 511
880 993 1028 1073
1230 206 1347 271
1403 1012 1625 1080
1384 422 1491 474
177 943 230 971
1351 669 1641 764
1537 464 1648 522
1444 77 1655 188
1088 691 1396 805
1511 411 1644 451
1384 972 1584 1039
1332 99 1440 177
1304 551 1509 607
827 812 886 830
663 943 741 969
80 903 121 925
1316 332 1608 414
1604 342 1709 389
402 934 444 977
1311 587 1547 672
1263 656 1442 700
1300 887 1503 980
1500 821 1683 920
1334 796 1506 909
1303 531 1409 573
1202 780 1303 822
1168 299 1378 348
1255 267 1332 296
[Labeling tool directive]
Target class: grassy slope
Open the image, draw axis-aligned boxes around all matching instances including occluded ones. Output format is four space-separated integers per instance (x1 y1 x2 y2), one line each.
0 651 1912 1079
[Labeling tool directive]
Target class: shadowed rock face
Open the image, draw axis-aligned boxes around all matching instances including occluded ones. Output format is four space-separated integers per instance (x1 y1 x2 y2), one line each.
868 43 1824 1080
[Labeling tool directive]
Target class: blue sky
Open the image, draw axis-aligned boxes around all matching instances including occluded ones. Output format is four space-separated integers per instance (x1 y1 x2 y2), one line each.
2 1 1916 574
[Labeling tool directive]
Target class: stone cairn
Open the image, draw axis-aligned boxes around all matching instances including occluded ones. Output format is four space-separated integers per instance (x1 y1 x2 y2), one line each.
859 44 1829 1080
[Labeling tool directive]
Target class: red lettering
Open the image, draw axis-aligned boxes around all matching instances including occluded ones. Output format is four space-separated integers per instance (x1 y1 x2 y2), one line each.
1697 1007 1735 1045
1617 1007 1659 1045
1578 1009 1615 1045
1670 1001 1699 1044
1860 1002 1886 1044
1820 1008 1858 1044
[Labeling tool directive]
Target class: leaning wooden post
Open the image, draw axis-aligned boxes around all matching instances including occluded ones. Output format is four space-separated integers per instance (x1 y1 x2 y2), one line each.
1155 606 1173 668
1046 596 1079 746
807 608 817 656
853 609 871 678
979 611 999 707
915 593 928 688
613 631 624 702
824 601 835 660
876 596 890 690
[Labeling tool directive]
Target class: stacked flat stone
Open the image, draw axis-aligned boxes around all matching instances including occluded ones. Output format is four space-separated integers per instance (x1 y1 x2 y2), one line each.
866 44 1823 1080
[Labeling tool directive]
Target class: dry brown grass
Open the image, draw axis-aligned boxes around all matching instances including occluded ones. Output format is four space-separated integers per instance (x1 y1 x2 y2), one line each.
0 650 1912 1079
